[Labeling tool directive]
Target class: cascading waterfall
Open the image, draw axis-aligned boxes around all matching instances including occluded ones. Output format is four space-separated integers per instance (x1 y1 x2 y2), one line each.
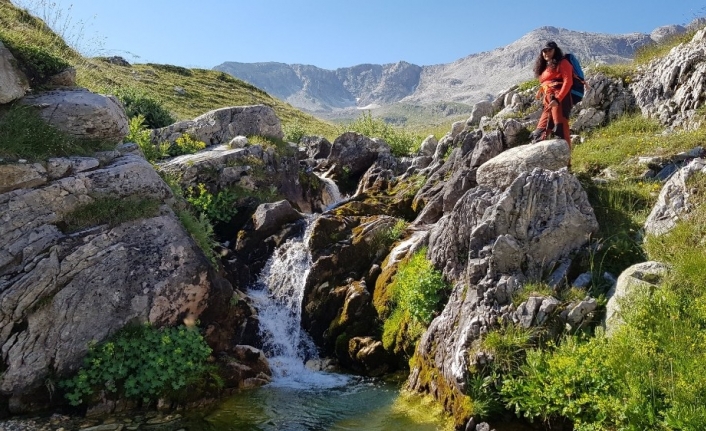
316 173 344 211
248 217 349 389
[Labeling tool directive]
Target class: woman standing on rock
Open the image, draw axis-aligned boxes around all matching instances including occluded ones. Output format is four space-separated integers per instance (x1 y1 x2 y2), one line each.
530 41 573 150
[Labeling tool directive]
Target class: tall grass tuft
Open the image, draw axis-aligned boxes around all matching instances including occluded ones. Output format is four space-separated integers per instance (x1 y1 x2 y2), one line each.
343 111 423 157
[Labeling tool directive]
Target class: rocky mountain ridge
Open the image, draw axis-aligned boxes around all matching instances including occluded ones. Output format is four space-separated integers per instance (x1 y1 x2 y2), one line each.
214 24 692 119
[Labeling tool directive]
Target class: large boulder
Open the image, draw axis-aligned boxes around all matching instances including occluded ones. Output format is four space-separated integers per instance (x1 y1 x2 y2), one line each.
0 41 28 104
573 72 636 131
631 28 706 129
0 154 229 412
151 105 284 146
408 168 597 420
319 132 391 192
21 88 129 143
644 158 706 236
604 261 670 335
476 139 571 190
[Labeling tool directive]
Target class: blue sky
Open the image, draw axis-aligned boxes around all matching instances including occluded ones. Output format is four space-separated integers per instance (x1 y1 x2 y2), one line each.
17 0 706 69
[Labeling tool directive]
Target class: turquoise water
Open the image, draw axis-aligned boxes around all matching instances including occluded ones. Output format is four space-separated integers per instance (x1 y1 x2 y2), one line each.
189 377 453 431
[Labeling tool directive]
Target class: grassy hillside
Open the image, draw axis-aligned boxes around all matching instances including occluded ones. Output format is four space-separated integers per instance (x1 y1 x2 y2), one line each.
0 0 337 138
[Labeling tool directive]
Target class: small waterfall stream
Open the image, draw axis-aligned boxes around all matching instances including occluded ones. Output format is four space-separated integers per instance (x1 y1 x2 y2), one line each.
193 180 464 430
247 216 349 389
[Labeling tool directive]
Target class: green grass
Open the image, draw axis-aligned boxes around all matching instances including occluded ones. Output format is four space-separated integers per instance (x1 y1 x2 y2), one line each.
634 30 699 65
61 196 161 233
572 113 704 177
0 104 115 161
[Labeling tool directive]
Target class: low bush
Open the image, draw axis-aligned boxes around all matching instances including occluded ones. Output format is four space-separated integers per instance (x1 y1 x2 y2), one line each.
113 87 175 129
382 248 449 356
60 324 216 406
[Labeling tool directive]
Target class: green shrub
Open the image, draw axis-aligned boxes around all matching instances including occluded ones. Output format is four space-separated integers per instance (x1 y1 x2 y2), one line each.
0 103 113 161
283 119 307 143
380 248 448 357
61 324 215 406
501 335 620 430
343 111 422 157
114 87 175 129
393 248 448 324
125 115 168 162
516 78 539 92
186 183 239 225
61 196 161 233
168 134 206 156
0 33 69 86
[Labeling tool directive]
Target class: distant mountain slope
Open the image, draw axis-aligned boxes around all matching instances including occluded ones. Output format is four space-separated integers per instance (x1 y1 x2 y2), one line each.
214 26 655 117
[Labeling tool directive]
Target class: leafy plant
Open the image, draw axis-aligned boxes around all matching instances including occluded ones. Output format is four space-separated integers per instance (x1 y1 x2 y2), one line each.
501 335 620 430
168 134 206 156
177 210 218 266
393 248 449 324
186 183 239 225
125 115 168 162
60 324 215 406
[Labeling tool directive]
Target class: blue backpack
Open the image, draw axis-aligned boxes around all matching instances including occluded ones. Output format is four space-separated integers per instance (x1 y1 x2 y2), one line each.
564 53 585 104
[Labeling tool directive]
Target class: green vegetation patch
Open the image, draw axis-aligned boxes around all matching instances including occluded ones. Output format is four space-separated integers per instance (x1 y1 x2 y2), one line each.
342 111 423 157
61 324 217 406
382 248 449 357
61 196 161 233
0 104 114 161
113 86 175 129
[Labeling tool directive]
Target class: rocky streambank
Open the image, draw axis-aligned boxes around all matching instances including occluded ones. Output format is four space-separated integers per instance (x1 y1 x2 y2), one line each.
2 19 706 431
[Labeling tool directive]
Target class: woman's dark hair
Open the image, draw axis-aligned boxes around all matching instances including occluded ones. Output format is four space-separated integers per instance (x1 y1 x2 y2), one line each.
533 46 565 77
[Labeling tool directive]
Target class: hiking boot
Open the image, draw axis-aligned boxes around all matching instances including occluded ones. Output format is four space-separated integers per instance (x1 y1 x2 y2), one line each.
529 128 544 143
553 123 566 140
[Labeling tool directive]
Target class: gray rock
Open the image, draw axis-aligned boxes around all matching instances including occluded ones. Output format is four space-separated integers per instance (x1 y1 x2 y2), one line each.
46 67 76 88
229 135 249 149
645 158 706 236
0 41 28 104
21 88 129 143
0 155 227 411
572 272 593 288
476 139 571 190
251 200 303 234
419 135 438 157
605 261 670 335
632 28 706 130
300 135 332 159
151 105 284 146
46 157 100 180
0 163 47 193
467 100 494 126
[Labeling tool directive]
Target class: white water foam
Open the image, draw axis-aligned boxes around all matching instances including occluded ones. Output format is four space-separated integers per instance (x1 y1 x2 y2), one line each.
249 217 351 390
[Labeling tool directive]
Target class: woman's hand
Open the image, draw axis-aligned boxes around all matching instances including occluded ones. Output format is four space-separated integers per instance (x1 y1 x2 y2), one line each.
549 98 559 107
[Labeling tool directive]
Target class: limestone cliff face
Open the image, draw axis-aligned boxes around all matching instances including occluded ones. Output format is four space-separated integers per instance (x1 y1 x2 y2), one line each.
215 26 656 114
